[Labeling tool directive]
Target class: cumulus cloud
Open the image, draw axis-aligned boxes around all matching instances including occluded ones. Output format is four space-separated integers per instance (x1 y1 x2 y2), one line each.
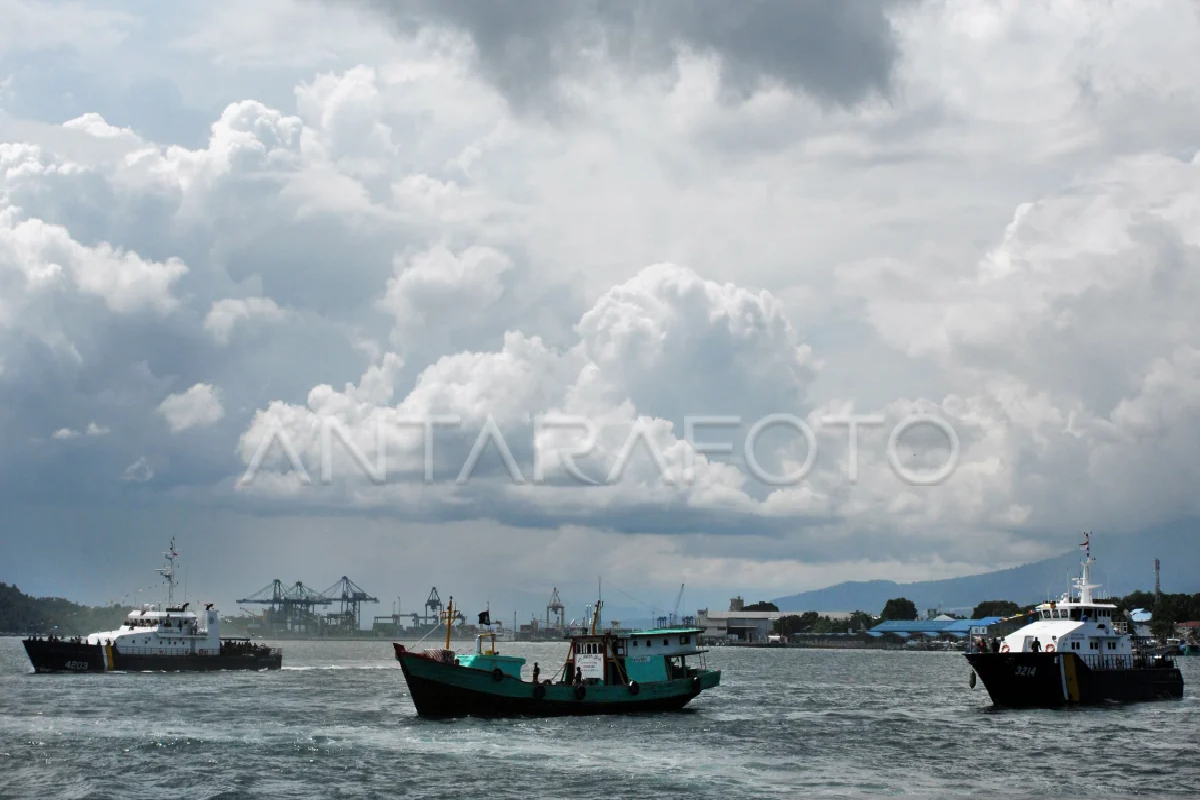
120 456 154 483
204 297 288 345
50 421 110 440
157 384 226 433
0 206 187 315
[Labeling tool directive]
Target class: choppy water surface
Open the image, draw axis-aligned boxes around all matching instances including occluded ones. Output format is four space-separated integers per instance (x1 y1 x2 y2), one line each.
1 637 1196 799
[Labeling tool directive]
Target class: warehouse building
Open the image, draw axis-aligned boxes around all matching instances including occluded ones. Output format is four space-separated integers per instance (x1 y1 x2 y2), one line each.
697 598 855 643
867 616 1008 641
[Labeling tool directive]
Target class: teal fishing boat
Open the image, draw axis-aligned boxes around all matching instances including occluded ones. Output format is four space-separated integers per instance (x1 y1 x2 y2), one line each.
394 597 721 718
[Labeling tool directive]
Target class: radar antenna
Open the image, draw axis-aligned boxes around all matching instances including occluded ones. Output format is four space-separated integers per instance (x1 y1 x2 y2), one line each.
156 537 179 606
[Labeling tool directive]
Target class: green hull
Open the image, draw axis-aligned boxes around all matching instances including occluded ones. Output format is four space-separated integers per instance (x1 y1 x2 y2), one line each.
396 649 720 718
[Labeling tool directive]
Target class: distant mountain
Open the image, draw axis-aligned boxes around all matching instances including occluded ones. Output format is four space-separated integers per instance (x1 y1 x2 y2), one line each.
773 522 1200 615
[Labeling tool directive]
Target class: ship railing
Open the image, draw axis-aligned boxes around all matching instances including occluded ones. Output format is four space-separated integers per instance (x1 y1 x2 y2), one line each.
115 646 279 657
1078 653 1135 670
115 646 220 656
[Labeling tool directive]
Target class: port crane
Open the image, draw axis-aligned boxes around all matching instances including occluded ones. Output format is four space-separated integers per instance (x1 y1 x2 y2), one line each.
671 583 685 626
656 584 686 628
321 576 378 630
236 579 333 633
546 587 565 630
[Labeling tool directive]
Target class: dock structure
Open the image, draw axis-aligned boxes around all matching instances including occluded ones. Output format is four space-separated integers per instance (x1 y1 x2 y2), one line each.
237 577 378 636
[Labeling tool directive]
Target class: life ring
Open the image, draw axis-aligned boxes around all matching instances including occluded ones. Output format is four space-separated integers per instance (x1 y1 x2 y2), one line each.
533 683 546 699
574 685 587 700
1000 643 1010 653
628 680 640 696
1044 643 1055 653
491 668 504 682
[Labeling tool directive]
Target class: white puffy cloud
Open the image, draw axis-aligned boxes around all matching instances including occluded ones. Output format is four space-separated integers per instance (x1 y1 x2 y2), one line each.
50 422 110 440
204 297 288 345
381 244 512 349
0 205 187 315
157 383 225 433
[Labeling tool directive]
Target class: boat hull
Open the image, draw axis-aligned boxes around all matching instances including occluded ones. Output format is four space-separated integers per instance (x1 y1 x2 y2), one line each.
22 639 282 673
396 647 720 718
965 652 1183 707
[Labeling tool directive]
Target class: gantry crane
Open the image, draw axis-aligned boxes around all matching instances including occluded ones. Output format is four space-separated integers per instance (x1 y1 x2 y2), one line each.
321 576 379 631
546 587 565 630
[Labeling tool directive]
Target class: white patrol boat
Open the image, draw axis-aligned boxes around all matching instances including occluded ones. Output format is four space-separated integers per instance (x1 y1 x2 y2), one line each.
966 534 1182 707
23 539 281 673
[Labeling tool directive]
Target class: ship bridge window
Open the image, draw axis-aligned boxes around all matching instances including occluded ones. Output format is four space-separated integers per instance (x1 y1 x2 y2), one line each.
680 635 690 644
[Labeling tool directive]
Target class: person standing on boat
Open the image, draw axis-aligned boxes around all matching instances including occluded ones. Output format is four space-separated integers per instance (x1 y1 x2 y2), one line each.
574 667 583 686
532 662 540 684
1031 638 1041 652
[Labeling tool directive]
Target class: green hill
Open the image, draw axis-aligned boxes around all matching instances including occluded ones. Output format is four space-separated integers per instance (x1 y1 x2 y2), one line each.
0 582 131 635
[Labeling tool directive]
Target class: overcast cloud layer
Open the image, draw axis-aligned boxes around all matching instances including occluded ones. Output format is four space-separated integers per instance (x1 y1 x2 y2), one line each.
2 0 1199 617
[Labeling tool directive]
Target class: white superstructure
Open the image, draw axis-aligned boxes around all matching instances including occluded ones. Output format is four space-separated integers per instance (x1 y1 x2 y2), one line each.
999 534 1133 668
85 538 223 657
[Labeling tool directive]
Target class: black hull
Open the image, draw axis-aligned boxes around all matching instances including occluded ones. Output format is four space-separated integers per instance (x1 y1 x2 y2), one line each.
23 640 282 673
22 640 108 672
966 652 1183 708
401 668 697 718
395 649 718 718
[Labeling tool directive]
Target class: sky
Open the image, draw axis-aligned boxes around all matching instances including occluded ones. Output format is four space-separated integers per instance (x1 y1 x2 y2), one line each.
2 0 1200 624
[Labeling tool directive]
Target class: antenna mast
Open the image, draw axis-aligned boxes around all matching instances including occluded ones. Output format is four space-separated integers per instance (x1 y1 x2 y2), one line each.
1154 558 1161 604
156 537 179 606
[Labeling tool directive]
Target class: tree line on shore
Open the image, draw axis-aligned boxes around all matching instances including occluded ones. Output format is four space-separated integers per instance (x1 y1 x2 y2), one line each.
0 583 130 636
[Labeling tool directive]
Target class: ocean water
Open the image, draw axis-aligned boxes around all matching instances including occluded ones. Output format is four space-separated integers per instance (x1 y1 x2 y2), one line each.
1 637 1197 799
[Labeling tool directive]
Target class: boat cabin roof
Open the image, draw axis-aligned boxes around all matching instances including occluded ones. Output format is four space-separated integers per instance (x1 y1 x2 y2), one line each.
629 626 702 637
126 604 199 620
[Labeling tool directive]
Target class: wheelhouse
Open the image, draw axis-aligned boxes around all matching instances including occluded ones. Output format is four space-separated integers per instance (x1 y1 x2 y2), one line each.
565 627 706 686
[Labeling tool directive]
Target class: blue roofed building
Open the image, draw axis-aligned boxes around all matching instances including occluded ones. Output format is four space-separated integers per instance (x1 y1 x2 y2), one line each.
868 617 1006 640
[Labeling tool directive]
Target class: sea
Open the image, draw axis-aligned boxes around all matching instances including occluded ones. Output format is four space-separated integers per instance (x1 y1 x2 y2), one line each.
1 637 1197 799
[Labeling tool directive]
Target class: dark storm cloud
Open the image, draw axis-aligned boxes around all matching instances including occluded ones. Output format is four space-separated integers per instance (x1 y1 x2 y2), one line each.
353 0 906 109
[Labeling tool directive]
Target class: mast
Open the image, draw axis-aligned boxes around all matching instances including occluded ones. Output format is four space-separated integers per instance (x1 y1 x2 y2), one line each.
590 578 603 635
1077 531 1096 604
444 596 455 650
156 537 179 606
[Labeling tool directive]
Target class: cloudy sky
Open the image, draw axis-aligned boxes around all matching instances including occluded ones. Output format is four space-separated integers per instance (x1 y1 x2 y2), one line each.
2 0 1199 622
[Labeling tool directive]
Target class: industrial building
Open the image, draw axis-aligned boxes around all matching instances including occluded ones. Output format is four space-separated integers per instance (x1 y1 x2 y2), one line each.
697 597 855 643
866 616 1008 642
